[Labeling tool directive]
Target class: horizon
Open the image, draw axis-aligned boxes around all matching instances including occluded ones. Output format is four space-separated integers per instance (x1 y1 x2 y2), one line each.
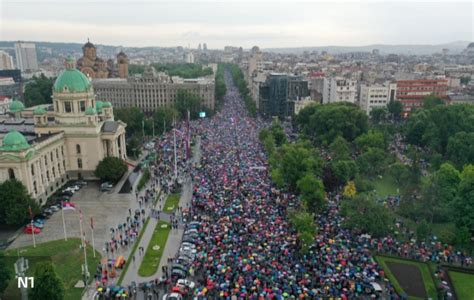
1 0 472 49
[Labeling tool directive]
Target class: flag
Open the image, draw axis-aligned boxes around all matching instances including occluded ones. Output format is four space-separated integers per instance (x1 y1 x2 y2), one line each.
28 206 33 220
90 216 94 230
62 202 76 210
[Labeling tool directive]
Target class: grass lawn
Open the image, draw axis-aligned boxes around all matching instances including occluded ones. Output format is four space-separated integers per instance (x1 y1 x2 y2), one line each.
163 193 180 213
372 173 399 197
3 238 100 300
375 256 437 300
449 271 474 300
138 221 170 277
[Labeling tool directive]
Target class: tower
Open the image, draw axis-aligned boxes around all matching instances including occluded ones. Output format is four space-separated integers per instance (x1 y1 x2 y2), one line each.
116 51 129 78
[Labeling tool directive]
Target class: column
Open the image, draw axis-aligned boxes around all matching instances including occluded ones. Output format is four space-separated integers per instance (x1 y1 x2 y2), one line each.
121 134 127 159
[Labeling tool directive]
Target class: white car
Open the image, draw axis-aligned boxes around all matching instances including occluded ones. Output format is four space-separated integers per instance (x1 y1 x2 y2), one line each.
179 246 197 254
181 242 196 249
184 228 199 235
177 279 196 290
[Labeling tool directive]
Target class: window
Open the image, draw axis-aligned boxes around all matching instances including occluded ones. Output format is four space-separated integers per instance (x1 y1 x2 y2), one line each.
64 102 72 113
76 144 81 154
31 164 35 176
80 101 86 112
8 168 15 180
77 158 83 169
33 181 37 195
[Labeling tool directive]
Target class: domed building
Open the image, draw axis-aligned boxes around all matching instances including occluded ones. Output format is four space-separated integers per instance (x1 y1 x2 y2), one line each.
0 57 127 204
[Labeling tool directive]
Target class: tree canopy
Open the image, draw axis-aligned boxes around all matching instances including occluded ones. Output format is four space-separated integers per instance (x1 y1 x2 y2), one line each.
454 164 474 236
0 253 11 295
0 180 39 225
29 262 65 300
24 74 55 107
94 157 127 184
174 89 203 120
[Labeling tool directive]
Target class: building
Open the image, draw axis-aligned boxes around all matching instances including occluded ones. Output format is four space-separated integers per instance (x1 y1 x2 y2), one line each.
323 77 357 104
14 42 38 72
185 51 195 64
0 77 20 98
396 79 448 114
0 57 127 204
0 96 12 114
259 73 309 118
294 97 317 115
92 66 215 113
77 40 129 79
359 83 397 115
0 51 14 70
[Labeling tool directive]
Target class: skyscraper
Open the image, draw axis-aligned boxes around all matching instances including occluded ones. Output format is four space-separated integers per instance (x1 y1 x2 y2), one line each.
0 51 14 70
14 42 38 72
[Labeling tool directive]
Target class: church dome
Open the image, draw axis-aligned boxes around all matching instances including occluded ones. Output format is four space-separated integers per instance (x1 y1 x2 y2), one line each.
33 106 47 115
83 40 95 49
85 106 96 115
9 100 25 113
95 100 104 113
102 101 112 108
53 65 92 93
0 130 30 152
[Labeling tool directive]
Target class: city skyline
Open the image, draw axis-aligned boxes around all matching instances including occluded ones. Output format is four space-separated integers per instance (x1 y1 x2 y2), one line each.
1 0 472 49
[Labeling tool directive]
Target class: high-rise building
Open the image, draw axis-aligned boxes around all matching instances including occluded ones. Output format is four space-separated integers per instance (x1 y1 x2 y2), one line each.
359 83 397 115
14 42 38 72
323 77 357 104
203 43 207 51
0 51 14 70
396 79 448 115
185 51 195 63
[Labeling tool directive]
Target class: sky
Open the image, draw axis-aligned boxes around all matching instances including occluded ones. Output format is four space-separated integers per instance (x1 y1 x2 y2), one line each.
0 0 473 49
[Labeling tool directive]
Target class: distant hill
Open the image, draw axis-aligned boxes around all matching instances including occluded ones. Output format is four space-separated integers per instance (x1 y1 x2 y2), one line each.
263 41 471 55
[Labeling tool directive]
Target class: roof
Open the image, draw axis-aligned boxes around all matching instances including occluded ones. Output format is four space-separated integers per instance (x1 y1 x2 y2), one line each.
0 130 30 152
85 106 96 115
53 67 92 93
102 121 119 133
95 100 103 113
102 101 112 108
33 107 47 115
9 100 25 113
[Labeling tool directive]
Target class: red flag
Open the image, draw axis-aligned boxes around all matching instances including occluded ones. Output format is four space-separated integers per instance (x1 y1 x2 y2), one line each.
28 206 33 220
90 216 94 230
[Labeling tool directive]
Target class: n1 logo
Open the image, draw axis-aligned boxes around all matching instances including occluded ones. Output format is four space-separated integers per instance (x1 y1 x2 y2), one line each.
17 277 34 288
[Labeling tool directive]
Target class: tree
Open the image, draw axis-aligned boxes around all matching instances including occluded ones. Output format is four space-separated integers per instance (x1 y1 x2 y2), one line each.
153 107 179 135
24 74 55 107
174 89 203 120
460 76 471 85
356 147 387 176
343 181 357 198
341 194 393 237
423 163 461 223
355 130 386 152
331 160 358 184
416 219 430 239
126 137 141 158
446 131 474 169
389 163 412 187
370 108 388 124
329 136 350 161
297 173 326 213
0 253 11 295
0 180 39 225
262 134 276 154
289 210 316 252
453 164 474 236
297 102 368 145
114 107 146 138
387 100 403 120
423 94 444 110
94 157 127 184
270 121 287 147
29 262 64 300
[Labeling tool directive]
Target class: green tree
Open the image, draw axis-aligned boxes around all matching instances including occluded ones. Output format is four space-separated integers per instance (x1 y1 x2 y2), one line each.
387 99 403 120
331 160 358 184
389 162 411 187
424 163 460 222
0 180 39 225
0 253 11 295
262 134 276 154
297 173 326 213
126 137 141 158
270 121 287 147
341 193 393 237
94 157 127 184
370 108 388 124
446 131 474 169
460 76 471 85
416 219 431 239
24 74 55 107
114 107 145 138
329 136 350 161
289 210 316 252
29 262 64 300
174 89 203 120
153 106 179 134
356 147 387 176
128 64 146 75
355 130 386 152
423 94 445 110
453 165 474 236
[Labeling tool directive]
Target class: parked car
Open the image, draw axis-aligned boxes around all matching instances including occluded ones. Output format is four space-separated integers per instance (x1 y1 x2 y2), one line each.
42 208 53 216
74 180 87 186
179 246 197 255
66 185 80 191
100 182 113 192
24 225 41 234
39 212 51 219
184 228 199 235
181 242 196 249
50 205 60 212
62 191 74 197
177 279 196 290
170 269 186 279
32 221 44 229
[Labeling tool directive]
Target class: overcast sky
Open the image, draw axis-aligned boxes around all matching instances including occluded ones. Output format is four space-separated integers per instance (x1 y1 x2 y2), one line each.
0 0 473 49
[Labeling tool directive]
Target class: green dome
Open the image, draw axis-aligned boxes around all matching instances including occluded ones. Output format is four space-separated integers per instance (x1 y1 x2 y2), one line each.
1 130 30 152
33 106 47 115
53 68 91 93
102 101 112 108
9 100 25 113
95 100 103 113
85 106 96 115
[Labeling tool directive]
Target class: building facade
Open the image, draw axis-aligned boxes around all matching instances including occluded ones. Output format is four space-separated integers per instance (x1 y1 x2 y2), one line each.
396 79 448 114
0 51 14 70
77 40 129 79
359 83 397 115
14 42 38 72
323 77 357 104
92 67 215 113
0 58 127 204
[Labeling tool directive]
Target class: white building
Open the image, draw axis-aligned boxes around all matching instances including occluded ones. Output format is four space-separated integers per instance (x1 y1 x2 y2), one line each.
294 97 317 115
0 51 14 70
359 83 397 115
15 42 39 72
185 51 194 64
323 77 357 104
